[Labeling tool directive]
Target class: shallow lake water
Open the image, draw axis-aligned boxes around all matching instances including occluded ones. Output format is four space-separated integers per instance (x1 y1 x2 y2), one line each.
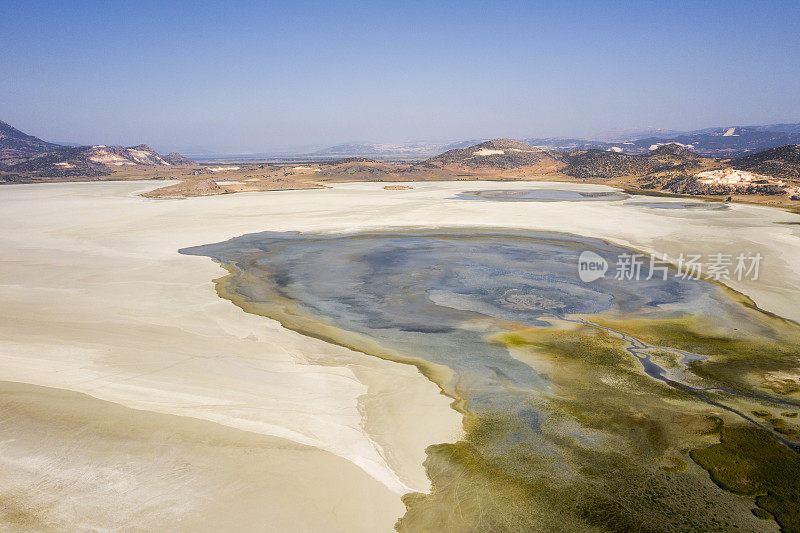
183 228 800 530
455 189 630 202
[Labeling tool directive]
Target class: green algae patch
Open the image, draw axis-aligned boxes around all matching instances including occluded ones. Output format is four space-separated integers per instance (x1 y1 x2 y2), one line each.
691 425 800 531
659 456 687 472
398 425 762 532
418 326 772 531
397 441 567 533
588 313 800 399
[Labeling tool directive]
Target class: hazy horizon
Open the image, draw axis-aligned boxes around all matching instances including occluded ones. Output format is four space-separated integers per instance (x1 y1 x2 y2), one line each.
2 1 799 154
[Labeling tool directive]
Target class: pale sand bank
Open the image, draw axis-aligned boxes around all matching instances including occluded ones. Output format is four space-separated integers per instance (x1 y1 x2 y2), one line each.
1 180 799 530
0 181 464 530
0 381 405 532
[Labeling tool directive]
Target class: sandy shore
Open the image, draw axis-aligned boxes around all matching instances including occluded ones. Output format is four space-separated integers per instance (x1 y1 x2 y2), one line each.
1 180 799 530
0 381 409 532
0 181 462 531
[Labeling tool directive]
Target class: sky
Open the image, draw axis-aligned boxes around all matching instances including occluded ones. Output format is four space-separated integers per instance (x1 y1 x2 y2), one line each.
1 0 799 154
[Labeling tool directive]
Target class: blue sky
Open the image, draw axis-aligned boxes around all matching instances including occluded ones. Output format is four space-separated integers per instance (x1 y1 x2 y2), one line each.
1 0 799 153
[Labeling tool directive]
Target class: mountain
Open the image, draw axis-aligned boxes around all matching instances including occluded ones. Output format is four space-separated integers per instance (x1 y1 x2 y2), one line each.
558 142 799 197
561 143 706 180
757 124 800 135
592 127 685 142
238 123 800 160
423 139 559 170
630 126 800 157
563 143 711 180
526 124 800 158
173 123 800 161
0 120 62 162
0 120 194 180
4 144 184 178
731 145 800 180
563 143 694 181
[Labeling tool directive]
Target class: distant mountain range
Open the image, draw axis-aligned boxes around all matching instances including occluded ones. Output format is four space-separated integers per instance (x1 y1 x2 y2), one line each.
0 120 194 179
308 140 482 159
525 124 800 157
3 119 800 197
414 138 799 197
304 123 800 160
6 119 800 165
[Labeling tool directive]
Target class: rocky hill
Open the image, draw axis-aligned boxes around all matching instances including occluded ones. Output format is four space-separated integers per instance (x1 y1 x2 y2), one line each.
560 143 793 197
0 120 194 181
3 146 109 177
141 177 222 198
4 144 193 179
0 120 61 162
562 150 660 179
563 143 710 179
318 159 394 179
602 144 795 197
163 152 195 165
731 145 800 180
423 139 558 170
